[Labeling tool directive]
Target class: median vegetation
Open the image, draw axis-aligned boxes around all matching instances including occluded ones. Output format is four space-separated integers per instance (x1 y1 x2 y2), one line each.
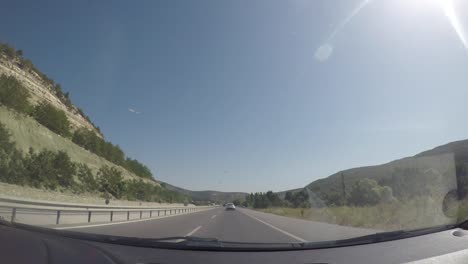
0 122 188 203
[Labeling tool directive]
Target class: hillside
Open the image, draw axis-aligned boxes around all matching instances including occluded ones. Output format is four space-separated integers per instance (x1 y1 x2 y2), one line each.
162 182 248 203
0 105 150 182
275 139 467 207
0 47 100 136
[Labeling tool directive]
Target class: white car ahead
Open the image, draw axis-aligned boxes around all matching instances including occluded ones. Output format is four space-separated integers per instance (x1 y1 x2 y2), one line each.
225 203 236 210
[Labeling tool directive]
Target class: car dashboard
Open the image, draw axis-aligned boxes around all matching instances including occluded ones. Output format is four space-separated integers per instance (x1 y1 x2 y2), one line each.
3 224 468 264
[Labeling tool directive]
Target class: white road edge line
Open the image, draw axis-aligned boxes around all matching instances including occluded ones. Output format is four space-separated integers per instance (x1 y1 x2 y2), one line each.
211 215 217 219
53 208 215 230
239 210 307 242
185 225 202 237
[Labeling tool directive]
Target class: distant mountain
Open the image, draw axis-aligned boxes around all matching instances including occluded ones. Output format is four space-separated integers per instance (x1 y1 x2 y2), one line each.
161 182 248 203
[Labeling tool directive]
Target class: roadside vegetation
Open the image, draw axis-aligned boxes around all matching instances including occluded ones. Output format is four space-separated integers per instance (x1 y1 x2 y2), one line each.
0 122 188 203
257 196 448 231
236 175 462 231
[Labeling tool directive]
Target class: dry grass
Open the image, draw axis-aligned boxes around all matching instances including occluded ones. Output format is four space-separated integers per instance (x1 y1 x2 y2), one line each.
259 197 458 231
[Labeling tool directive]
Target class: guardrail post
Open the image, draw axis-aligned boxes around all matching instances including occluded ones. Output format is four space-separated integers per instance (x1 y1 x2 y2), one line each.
140 211 142 219
56 210 61 225
11 208 16 222
150 211 152 218
157 210 160 216
127 211 130 220
110 211 113 222
165 209 167 216
88 211 92 223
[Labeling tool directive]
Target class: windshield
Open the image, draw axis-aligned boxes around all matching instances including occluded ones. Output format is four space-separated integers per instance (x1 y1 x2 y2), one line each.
1 0 468 248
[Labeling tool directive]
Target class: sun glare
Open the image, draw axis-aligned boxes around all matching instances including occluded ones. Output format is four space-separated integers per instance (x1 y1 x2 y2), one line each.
438 0 468 50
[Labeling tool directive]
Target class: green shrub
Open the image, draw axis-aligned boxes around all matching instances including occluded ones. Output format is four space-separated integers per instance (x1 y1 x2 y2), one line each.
125 158 152 179
0 74 32 114
0 123 27 185
33 103 71 137
25 149 76 190
52 151 76 187
25 149 59 189
98 165 125 199
76 163 98 192
72 128 152 179
348 178 392 206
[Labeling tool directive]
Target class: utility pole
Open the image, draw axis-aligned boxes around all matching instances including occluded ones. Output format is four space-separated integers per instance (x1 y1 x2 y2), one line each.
341 172 346 205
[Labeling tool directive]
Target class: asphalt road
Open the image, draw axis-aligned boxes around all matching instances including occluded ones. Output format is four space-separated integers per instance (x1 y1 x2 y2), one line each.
65 207 377 243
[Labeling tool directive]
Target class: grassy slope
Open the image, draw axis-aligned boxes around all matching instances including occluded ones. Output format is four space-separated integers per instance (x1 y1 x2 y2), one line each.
0 105 156 184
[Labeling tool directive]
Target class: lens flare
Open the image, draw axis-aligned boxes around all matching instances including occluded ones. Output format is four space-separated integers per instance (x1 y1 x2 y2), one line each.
315 0 373 62
440 0 468 50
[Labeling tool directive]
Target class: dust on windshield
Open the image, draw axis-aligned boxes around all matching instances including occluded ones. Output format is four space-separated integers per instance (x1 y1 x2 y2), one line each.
1 0 468 245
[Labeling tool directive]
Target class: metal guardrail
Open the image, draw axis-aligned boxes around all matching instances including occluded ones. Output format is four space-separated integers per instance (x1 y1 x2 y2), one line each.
0 196 191 209
0 198 216 226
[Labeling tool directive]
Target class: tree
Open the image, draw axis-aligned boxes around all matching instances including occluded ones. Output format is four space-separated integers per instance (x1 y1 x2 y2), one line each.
33 103 71 137
0 123 27 185
0 74 32 114
52 151 76 187
25 149 76 190
26 150 59 189
284 189 310 208
348 178 392 206
76 163 98 192
98 165 125 199
125 158 153 179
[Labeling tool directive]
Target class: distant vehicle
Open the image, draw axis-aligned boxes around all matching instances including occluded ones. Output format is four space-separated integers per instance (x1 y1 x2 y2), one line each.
225 203 236 210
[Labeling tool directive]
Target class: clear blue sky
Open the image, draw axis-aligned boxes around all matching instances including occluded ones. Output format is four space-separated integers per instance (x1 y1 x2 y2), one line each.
1 0 468 192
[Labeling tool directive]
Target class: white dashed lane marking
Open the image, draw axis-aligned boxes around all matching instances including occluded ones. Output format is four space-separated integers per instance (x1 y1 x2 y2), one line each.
185 225 202 236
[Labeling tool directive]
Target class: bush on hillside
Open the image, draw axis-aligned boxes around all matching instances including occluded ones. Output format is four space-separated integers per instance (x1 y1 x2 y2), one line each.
33 102 71 137
125 158 152 179
72 128 152 179
76 163 98 192
348 178 394 206
73 128 125 166
0 123 27 185
0 74 32 114
25 149 76 190
97 165 125 199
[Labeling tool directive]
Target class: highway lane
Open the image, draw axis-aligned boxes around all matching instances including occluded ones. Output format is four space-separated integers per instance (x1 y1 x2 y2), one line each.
66 207 377 243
